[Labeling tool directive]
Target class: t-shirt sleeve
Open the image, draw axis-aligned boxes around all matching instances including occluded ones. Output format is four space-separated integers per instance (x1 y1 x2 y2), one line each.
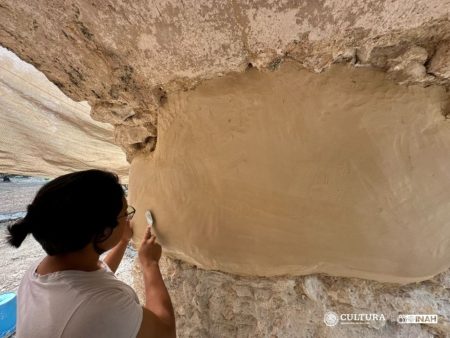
61 288 143 338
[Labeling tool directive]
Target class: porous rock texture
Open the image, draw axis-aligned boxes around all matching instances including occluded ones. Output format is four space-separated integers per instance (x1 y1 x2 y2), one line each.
131 255 450 338
2 1 450 336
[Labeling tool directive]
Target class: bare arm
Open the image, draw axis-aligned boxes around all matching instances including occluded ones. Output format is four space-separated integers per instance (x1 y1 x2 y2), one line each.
103 219 133 273
143 262 175 328
103 239 128 273
137 226 176 338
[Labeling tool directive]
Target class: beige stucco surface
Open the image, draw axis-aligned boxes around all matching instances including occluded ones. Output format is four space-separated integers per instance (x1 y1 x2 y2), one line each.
129 63 450 283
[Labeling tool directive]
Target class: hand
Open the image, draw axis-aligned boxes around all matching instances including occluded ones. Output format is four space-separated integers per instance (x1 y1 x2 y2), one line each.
138 225 162 268
121 219 133 243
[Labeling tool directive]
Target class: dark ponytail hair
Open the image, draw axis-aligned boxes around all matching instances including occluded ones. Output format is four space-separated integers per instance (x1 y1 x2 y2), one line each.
6 204 34 247
6 169 125 255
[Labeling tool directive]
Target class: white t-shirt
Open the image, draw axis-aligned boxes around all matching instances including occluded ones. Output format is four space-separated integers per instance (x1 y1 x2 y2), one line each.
16 260 143 338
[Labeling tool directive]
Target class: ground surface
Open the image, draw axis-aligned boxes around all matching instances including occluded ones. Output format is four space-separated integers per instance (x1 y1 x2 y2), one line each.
0 177 46 220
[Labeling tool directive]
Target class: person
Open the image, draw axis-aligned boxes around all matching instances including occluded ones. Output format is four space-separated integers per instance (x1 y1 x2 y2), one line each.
7 169 176 338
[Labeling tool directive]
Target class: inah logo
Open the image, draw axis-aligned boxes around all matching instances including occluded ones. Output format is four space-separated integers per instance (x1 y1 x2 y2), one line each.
397 314 438 324
324 311 339 327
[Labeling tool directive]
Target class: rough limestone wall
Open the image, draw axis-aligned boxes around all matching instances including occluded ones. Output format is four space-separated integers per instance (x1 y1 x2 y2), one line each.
132 256 450 338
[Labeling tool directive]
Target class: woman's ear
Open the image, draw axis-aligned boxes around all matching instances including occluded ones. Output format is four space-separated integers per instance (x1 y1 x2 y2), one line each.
92 227 114 255
95 227 113 243
102 227 113 240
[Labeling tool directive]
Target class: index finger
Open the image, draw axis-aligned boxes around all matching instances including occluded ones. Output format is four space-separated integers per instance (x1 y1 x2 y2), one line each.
149 235 157 244
142 225 152 241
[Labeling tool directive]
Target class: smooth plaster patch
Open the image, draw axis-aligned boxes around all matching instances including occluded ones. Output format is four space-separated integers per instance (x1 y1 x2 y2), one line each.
129 62 450 283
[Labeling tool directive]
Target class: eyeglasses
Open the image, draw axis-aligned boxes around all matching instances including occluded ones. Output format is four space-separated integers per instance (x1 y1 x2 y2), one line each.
119 205 136 221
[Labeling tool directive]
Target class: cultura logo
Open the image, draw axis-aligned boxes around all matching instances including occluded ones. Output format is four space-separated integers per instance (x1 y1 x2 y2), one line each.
324 311 339 327
324 310 386 326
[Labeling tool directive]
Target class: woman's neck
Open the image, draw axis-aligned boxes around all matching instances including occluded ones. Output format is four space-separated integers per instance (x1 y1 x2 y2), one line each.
36 245 101 274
